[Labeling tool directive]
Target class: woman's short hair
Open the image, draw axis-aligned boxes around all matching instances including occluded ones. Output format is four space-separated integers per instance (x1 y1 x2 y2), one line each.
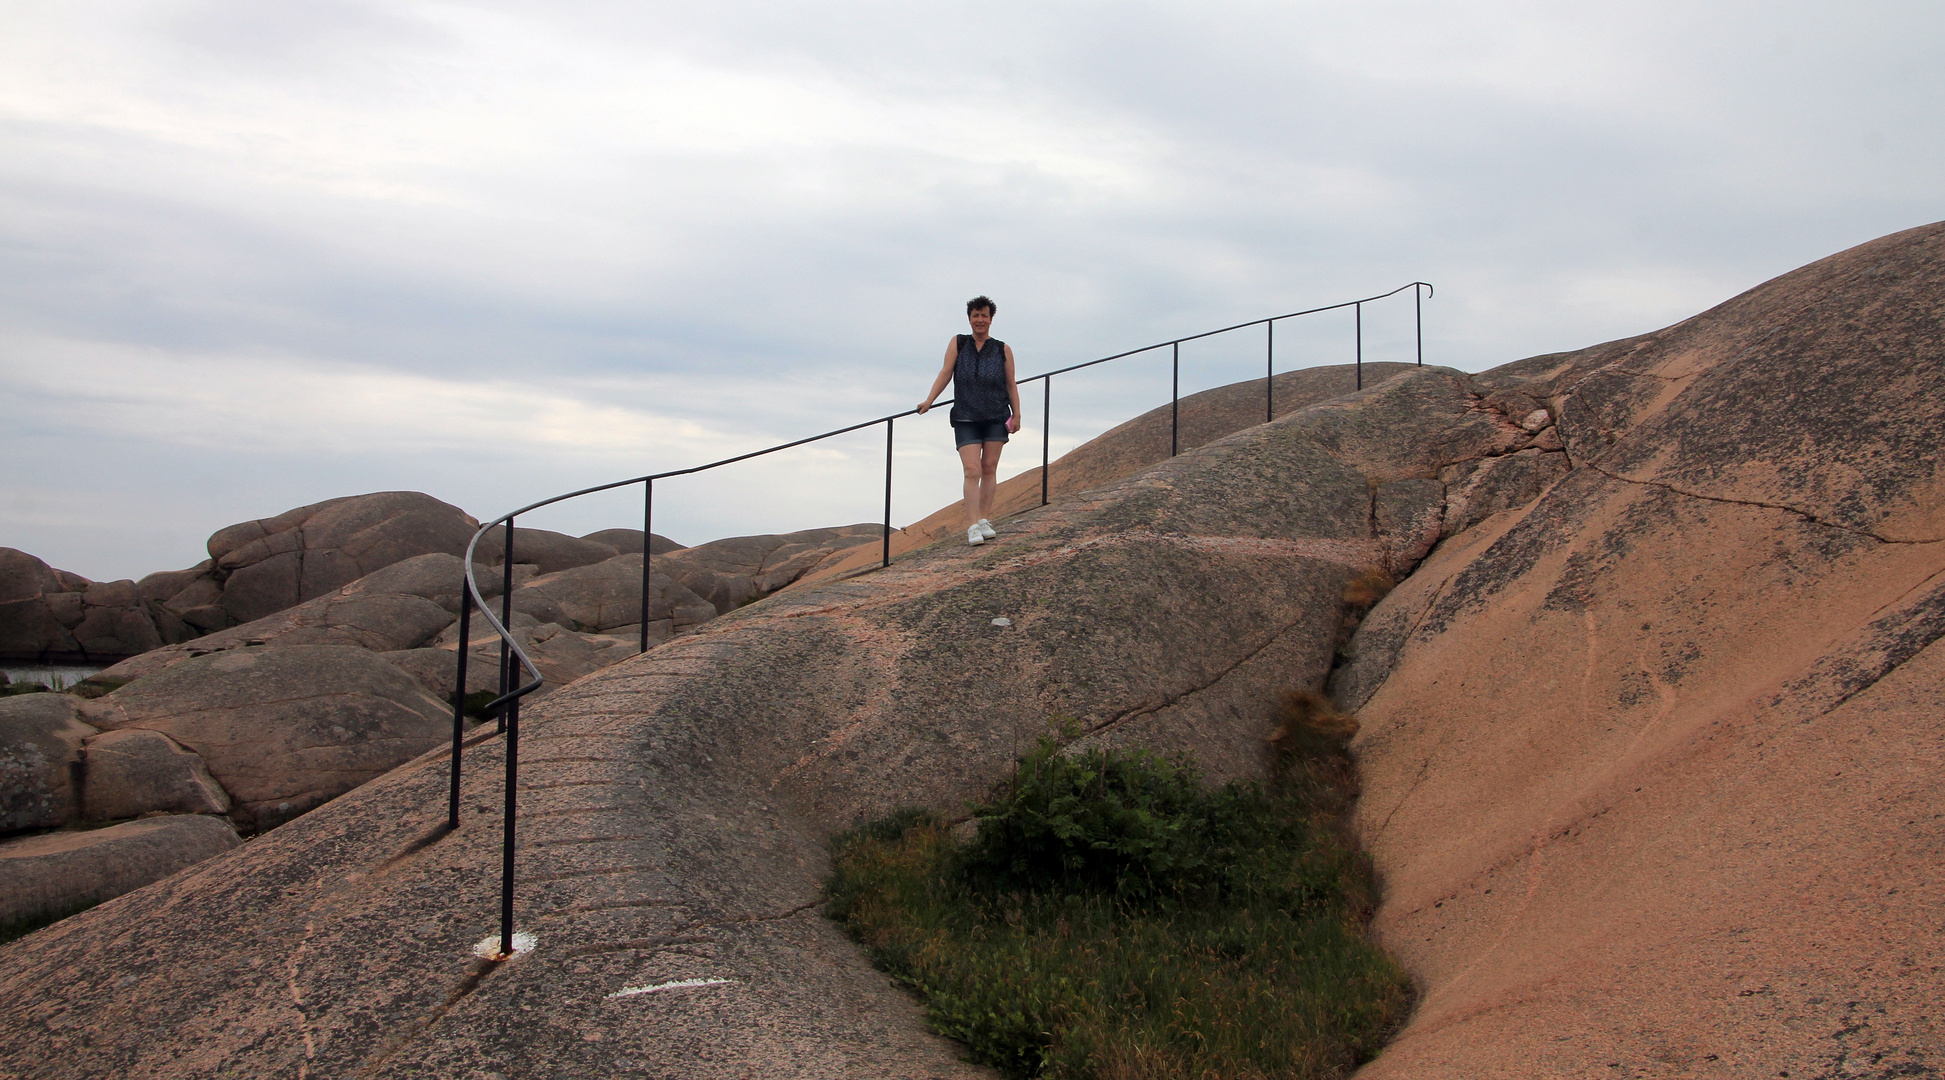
966 295 996 316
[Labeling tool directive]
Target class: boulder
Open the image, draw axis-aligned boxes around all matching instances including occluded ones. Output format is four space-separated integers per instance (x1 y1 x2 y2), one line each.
135 566 209 605
0 816 241 936
0 695 98 833
80 729 230 820
210 492 478 624
92 573 463 686
660 525 884 614
471 527 619 576
334 551 492 614
380 647 508 705
71 584 167 657
83 645 453 833
512 555 716 633
0 548 83 660
580 529 685 556
413 609 650 698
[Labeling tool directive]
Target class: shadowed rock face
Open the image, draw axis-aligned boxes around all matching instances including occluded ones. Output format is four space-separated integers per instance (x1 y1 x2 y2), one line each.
0 361 1521 1078
0 696 97 832
1336 221 1945 1077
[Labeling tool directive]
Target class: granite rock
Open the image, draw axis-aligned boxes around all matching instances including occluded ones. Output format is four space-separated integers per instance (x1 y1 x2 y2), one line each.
83 645 452 833
0 815 241 935
80 728 231 820
0 695 97 833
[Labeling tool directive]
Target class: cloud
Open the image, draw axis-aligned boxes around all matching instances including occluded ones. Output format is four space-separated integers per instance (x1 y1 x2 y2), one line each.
2 0 1942 577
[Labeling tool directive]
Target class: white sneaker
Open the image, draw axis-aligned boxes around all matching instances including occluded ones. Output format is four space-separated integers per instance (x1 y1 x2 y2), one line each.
976 519 996 539
967 525 986 546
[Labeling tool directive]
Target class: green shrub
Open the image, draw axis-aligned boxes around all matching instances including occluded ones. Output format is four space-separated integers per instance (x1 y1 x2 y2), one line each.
827 727 1411 1079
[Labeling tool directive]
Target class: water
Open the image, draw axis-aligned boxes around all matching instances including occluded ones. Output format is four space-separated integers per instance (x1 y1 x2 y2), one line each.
2 663 106 691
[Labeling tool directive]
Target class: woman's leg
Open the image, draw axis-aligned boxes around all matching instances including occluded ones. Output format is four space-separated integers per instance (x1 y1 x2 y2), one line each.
978 439 1004 520
959 443 985 529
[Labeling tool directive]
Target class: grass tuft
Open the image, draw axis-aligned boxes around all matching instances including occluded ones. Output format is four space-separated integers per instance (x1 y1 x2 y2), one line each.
826 711 1410 1079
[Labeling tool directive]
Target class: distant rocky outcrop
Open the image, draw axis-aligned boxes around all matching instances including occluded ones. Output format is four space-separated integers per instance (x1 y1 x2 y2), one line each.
205 491 480 623
0 548 199 662
0 491 482 662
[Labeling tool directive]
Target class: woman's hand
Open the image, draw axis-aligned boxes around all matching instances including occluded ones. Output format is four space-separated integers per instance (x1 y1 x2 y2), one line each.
917 401 931 414
1006 415 1020 433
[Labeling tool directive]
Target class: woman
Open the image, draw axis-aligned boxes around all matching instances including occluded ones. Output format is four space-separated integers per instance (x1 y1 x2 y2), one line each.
917 295 1022 546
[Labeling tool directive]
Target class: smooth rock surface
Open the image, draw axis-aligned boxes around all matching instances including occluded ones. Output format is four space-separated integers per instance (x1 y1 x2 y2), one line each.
79 728 230 820
581 529 685 556
472 527 620 576
83 645 453 833
0 815 241 934
1340 221 1945 1077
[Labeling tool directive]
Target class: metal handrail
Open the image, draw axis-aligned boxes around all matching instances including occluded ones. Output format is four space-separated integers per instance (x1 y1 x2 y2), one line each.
448 280 1432 958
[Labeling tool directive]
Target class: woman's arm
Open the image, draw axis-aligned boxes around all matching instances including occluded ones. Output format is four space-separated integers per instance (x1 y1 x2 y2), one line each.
1003 344 1023 432
917 338 956 414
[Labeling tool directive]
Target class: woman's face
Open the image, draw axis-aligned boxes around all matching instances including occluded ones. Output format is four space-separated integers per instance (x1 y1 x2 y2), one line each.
968 307 994 336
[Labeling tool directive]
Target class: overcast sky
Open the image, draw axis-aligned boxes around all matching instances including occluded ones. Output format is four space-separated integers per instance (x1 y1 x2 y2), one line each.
3 0 1940 581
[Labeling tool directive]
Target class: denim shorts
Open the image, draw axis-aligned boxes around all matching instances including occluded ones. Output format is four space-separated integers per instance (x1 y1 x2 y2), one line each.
952 419 1010 448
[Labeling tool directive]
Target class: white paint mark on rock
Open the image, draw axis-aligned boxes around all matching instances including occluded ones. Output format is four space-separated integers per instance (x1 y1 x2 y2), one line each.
991 617 1011 627
472 931 538 960
606 977 737 999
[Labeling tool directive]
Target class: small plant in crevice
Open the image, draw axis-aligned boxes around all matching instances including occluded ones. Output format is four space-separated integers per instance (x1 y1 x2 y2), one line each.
1341 567 1395 613
1334 566 1396 665
826 703 1410 1079
462 689 501 720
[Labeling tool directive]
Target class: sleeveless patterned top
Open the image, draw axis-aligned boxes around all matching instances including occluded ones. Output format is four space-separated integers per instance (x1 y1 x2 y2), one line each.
949 335 1011 423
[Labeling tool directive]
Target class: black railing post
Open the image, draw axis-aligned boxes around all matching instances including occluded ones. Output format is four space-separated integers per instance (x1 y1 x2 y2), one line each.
1040 377 1050 507
638 479 653 653
497 516 515 733
1355 303 1363 391
1415 284 1423 366
1265 320 1274 423
499 693 519 958
1170 342 1180 456
882 418 893 568
448 582 471 830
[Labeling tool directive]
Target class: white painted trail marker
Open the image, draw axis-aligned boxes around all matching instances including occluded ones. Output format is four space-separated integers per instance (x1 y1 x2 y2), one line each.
607 977 738 999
